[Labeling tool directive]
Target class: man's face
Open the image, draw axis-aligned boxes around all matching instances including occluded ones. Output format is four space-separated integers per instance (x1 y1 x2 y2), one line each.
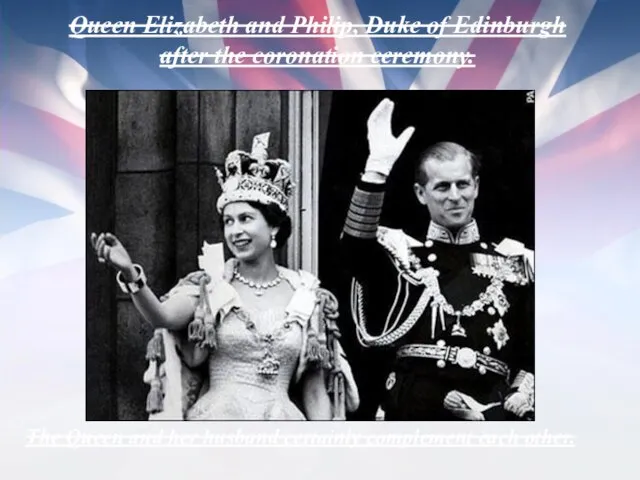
413 154 479 230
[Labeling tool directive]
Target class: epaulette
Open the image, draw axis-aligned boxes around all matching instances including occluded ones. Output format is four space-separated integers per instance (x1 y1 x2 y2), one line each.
376 226 423 273
354 228 436 347
495 237 534 284
494 238 534 267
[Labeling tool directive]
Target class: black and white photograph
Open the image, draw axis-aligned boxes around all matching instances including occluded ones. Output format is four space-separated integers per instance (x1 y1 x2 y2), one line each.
86 90 534 421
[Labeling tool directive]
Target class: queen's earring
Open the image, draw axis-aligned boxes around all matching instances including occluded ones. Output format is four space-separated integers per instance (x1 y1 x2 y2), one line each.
270 231 277 249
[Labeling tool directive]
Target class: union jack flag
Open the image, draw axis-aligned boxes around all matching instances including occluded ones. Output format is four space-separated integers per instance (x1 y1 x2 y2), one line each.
1 0 638 278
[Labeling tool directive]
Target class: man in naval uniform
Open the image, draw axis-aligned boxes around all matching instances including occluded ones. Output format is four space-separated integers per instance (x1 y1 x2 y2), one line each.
341 98 534 421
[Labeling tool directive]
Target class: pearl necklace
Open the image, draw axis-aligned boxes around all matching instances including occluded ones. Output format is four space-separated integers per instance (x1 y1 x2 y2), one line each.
233 265 283 296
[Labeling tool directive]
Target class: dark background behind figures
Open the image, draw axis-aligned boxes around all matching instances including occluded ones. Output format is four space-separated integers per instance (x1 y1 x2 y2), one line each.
318 91 534 420
86 90 533 421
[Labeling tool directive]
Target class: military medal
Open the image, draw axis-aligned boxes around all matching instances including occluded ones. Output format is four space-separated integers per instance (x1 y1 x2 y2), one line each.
358 225 519 348
451 312 467 337
426 256 511 339
470 253 529 285
486 319 510 350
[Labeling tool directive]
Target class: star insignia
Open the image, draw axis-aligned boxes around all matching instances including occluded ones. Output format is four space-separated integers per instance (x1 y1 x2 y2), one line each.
487 319 510 350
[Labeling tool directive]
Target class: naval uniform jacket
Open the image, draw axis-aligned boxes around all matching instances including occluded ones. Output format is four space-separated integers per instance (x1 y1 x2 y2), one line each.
341 180 534 421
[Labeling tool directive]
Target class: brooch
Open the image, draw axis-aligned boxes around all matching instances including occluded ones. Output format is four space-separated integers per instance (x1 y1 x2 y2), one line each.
257 352 280 378
486 319 510 350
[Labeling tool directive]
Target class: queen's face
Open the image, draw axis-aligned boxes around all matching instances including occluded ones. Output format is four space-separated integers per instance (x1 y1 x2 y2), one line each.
223 202 274 262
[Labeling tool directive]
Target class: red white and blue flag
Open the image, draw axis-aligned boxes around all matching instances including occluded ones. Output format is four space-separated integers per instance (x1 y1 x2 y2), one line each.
1 0 638 276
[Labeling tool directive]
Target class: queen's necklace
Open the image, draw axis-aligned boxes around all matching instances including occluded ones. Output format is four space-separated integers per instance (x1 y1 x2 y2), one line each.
233 265 284 296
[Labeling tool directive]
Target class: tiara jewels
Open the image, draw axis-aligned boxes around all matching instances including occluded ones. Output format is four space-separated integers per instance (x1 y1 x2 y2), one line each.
215 132 294 214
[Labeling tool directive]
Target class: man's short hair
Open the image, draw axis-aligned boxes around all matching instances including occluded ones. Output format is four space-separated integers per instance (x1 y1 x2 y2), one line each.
415 141 481 185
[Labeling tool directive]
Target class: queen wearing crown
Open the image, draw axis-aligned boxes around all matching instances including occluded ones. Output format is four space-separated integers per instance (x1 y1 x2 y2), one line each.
91 133 359 420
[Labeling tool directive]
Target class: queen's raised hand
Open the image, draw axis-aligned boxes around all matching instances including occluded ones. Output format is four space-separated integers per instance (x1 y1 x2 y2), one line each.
91 232 135 280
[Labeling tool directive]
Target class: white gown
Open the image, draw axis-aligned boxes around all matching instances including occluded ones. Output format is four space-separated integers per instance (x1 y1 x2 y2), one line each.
143 259 360 420
187 305 306 420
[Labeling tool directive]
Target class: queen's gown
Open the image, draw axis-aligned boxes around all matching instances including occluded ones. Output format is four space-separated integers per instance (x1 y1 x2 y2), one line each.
142 258 359 420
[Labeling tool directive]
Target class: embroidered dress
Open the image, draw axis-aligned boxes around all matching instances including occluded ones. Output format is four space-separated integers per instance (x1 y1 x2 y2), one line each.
142 259 359 420
186 305 306 420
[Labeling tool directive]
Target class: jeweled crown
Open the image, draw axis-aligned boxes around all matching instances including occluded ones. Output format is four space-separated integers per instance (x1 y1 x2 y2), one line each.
215 133 294 214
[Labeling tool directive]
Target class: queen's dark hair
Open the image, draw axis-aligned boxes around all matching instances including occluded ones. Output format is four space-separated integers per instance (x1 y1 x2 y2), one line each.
244 201 292 249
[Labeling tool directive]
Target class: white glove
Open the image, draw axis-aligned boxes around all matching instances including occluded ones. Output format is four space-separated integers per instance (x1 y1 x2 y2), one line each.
365 98 415 177
444 390 501 421
504 392 533 418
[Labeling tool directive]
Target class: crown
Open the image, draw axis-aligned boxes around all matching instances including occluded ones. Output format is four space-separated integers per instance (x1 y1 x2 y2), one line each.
215 132 294 214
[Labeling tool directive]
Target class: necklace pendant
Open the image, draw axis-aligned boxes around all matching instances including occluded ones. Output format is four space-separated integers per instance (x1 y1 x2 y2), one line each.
257 353 280 378
255 288 264 297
